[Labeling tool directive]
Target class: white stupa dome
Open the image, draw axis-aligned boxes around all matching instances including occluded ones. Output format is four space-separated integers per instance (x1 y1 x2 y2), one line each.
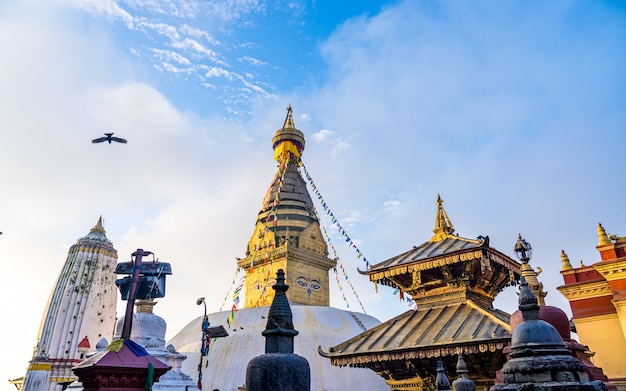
168 305 390 391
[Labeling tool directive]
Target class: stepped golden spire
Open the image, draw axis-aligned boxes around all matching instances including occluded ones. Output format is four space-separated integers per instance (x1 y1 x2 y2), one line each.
430 194 455 242
597 223 612 246
560 250 573 270
239 106 334 308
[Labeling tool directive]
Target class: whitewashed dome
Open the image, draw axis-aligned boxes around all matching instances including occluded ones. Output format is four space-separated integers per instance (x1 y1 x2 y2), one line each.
114 301 167 349
168 305 390 391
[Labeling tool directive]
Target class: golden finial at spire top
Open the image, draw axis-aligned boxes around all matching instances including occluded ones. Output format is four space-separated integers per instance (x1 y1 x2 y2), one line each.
430 194 455 242
560 249 572 270
283 104 296 129
91 215 106 234
597 223 612 246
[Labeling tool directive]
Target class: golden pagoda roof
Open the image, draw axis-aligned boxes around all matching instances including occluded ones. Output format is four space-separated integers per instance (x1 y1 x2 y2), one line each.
367 235 485 274
367 196 486 275
320 300 511 375
363 196 521 307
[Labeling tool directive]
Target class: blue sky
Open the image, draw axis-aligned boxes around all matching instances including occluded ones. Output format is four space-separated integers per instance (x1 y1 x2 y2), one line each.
1 0 625 386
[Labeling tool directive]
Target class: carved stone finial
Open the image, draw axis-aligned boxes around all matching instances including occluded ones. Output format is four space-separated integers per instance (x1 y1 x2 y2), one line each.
519 277 540 321
262 269 298 353
452 354 475 391
435 360 451 391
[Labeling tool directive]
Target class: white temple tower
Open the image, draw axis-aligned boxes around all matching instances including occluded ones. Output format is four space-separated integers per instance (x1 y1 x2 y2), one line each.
22 217 118 391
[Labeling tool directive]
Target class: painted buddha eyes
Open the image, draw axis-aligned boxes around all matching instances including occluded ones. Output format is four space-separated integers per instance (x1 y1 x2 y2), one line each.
253 279 276 290
296 277 308 287
296 276 321 291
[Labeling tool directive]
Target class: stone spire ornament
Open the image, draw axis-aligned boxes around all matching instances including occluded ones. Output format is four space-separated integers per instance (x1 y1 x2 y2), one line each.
435 360 451 391
493 277 607 391
451 355 475 391
245 269 310 391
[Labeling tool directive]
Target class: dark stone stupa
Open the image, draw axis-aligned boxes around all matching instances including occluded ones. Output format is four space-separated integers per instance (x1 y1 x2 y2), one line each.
492 278 607 391
245 269 311 391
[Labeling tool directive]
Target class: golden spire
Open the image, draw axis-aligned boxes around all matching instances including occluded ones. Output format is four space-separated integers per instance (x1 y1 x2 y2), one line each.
283 104 296 129
91 216 106 234
560 250 573 270
430 194 455 242
597 223 612 246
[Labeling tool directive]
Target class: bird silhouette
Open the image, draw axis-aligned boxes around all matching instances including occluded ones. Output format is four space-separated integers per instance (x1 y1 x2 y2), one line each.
92 133 127 144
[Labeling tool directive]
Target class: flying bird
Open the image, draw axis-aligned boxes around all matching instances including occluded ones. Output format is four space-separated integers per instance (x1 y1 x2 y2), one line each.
92 133 127 144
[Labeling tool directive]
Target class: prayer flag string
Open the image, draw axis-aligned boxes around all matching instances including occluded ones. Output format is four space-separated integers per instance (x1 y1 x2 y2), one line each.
299 163 371 270
309 189 367 314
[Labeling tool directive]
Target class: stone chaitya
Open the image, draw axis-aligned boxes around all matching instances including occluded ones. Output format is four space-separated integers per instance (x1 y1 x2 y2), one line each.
492 277 607 391
246 269 310 391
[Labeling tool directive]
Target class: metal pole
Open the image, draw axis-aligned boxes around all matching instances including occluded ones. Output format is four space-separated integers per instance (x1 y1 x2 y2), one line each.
121 249 145 339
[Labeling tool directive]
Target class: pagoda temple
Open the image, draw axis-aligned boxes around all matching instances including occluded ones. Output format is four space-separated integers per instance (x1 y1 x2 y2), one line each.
168 106 388 390
320 196 522 390
20 217 118 391
557 223 626 391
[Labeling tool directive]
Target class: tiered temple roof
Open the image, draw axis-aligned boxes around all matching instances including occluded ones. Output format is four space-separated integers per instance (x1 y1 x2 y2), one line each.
321 196 521 390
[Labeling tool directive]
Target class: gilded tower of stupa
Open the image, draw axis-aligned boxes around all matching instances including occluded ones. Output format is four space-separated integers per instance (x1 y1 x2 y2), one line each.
21 217 118 391
169 106 388 391
237 105 336 308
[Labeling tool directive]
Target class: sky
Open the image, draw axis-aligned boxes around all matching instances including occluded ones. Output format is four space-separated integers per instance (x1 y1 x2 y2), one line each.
0 0 625 387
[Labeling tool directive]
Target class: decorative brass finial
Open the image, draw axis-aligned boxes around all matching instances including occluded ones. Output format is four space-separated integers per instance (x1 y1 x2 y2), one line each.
283 104 296 129
518 240 546 306
92 215 106 234
430 194 455 242
560 250 572 270
597 223 612 246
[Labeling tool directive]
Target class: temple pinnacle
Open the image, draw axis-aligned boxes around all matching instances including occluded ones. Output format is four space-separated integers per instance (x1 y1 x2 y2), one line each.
283 104 296 129
597 223 612 246
430 194 455 242
560 250 573 270
272 105 305 163
92 216 106 234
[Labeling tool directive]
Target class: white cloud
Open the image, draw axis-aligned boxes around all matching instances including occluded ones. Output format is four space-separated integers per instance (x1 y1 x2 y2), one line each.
311 128 333 141
240 55 266 66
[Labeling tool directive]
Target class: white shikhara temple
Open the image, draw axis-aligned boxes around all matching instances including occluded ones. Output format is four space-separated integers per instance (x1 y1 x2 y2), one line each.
21 217 118 391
